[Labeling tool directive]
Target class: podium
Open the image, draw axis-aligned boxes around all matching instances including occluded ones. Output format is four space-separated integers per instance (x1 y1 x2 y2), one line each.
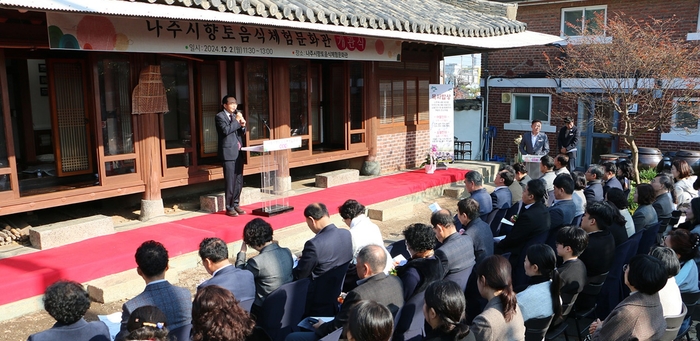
242 137 302 217
522 155 543 179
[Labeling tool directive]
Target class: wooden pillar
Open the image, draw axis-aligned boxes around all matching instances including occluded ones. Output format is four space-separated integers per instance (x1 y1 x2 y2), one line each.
139 112 162 201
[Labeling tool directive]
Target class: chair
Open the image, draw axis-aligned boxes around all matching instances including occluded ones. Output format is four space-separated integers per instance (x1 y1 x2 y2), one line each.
305 262 350 317
546 190 555 207
169 324 192 341
677 292 700 340
571 214 583 228
257 278 311 341
392 290 426 341
636 222 661 255
487 208 508 236
239 298 255 312
511 230 549 290
596 230 642 318
572 272 608 338
661 303 687 341
524 315 554 341
319 327 343 341
545 298 575 341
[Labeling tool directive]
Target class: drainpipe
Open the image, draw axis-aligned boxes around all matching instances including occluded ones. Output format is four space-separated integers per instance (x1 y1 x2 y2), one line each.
481 72 492 161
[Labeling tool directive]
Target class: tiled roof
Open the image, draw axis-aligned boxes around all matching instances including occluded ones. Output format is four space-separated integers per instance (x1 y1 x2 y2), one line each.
130 0 527 38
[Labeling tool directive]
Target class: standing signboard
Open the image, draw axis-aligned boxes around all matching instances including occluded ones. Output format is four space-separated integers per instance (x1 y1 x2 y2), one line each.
429 84 454 163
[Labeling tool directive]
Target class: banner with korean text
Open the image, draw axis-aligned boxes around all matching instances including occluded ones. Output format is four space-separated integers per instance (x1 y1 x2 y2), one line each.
429 84 455 162
46 13 402 61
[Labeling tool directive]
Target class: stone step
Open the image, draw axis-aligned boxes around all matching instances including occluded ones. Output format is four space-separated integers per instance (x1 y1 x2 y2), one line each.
199 187 262 212
367 199 414 222
315 169 359 188
29 215 114 250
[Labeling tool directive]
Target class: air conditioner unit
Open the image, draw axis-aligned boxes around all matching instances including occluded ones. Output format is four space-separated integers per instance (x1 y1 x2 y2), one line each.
501 93 512 104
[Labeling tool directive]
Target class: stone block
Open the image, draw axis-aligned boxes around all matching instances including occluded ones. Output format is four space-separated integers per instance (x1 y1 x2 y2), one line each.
200 187 262 213
367 200 414 221
315 169 360 188
29 215 114 250
443 187 464 199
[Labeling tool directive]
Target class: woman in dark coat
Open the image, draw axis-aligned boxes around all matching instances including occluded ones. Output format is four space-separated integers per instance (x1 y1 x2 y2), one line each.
395 223 444 300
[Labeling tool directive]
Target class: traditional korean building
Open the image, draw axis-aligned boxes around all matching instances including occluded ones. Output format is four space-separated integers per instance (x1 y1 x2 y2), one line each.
0 0 558 217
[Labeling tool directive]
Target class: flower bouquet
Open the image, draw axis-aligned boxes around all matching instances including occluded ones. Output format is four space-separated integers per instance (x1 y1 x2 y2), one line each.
420 145 453 173
514 135 523 163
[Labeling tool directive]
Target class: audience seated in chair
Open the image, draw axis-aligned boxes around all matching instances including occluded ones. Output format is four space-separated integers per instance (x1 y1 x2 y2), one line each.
587 254 667 340
578 202 616 278
653 173 676 234
235 218 294 312
470 255 525 341
286 245 404 341
500 165 522 206
115 240 192 341
601 161 623 198
649 246 683 318
633 184 659 233
464 171 492 220
27 280 110 341
513 162 531 194
539 155 556 202
664 229 700 294
496 179 550 270
345 301 394 341
294 203 353 281
571 171 587 217
547 174 577 241
555 226 588 310
124 306 169 341
192 285 264 341
491 170 513 211
198 237 256 302
456 198 493 267
606 188 635 237
677 197 700 233
516 244 561 323
395 223 444 301
583 165 604 204
423 280 475 341
432 209 476 291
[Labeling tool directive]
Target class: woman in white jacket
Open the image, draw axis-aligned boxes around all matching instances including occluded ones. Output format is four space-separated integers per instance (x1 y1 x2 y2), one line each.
673 159 698 206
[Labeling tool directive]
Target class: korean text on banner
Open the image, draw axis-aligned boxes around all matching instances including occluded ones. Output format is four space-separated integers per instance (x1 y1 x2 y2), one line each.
428 84 454 161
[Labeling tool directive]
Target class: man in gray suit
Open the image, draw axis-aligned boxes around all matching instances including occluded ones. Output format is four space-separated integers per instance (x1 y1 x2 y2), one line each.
236 218 294 310
198 237 255 302
215 95 247 217
519 119 550 155
432 209 476 291
115 241 191 341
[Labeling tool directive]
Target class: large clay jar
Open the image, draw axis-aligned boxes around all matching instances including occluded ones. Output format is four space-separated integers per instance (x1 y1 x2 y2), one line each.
638 147 662 170
599 154 619 164
675 150 700 175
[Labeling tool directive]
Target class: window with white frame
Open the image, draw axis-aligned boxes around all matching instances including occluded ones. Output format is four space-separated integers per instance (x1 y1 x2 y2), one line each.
512 94 551 123
688 6 700 40
672 98 700 130
561 5 607 37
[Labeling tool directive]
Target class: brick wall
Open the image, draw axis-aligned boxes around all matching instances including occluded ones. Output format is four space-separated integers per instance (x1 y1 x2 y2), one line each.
376 129 430 173
484 0 700 160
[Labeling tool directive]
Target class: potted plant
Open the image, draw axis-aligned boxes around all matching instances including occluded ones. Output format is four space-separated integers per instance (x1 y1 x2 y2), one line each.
420 145 453 173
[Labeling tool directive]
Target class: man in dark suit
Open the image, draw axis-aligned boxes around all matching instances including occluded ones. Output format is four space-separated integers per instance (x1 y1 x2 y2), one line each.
294 203 353 280
496 178 551 264
491 170 513 211
287 245 404 341
584 164 605 203
549 174 577 232
198 237 255 302
519 119 550 155
558 117 578 170
28 281 110 341
432 209 476 291
116 241 192 341
456 198 493 266
578 202 616 277
236 218 294 309
215 95 247 217
601 161 623 197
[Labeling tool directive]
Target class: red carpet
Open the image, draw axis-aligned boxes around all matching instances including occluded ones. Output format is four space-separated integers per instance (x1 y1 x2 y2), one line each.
0 168 466 306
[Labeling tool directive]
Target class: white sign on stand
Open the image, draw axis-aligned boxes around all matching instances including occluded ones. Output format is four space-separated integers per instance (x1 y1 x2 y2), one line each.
429 84 455 160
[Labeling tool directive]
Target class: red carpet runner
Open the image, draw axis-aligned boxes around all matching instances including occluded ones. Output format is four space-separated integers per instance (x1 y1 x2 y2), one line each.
0 168 466 306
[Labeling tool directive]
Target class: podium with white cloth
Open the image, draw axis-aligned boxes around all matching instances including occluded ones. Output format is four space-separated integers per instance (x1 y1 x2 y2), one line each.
242 136 301 216
522 155 543 180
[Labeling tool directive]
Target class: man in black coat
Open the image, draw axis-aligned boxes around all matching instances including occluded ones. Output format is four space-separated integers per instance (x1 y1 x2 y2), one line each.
215 95 247 217
578 202 616 277
558 117 578 171
601 161 623 197
496 178 551 265
432 209 477 291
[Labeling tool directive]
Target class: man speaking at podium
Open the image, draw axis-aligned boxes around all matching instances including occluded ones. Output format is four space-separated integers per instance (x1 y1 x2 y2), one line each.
519 119 549 156
216 95 247 217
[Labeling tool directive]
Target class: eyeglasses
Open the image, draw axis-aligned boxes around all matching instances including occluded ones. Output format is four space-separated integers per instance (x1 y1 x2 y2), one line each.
623 264 629 273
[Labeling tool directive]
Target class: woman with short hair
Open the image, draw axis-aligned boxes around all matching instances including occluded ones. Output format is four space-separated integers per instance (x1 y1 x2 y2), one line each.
672 159 698 205
345 301 394 341
192 285 260 341
632 184 658 233
396 223 444 300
